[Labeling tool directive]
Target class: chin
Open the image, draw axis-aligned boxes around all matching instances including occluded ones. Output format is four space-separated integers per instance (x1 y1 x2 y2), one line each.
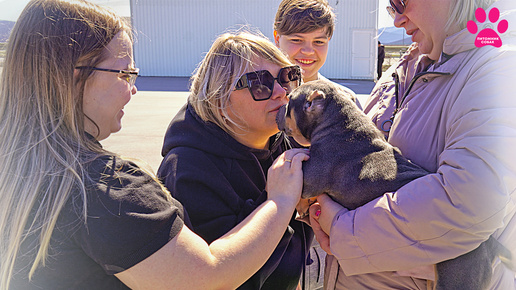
96 133 110 141
418 42 439 60
112 126 122 134
109 125 122 136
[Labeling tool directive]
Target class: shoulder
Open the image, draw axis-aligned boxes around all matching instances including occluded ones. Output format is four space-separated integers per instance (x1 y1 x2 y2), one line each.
317 74 362 109
84 155 179 212
160 147 220 171
158 146 233 183
85 155 152 185
67 155 186 274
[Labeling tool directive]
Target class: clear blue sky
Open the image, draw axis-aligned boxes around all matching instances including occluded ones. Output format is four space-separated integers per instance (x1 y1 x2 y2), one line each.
0 0 394 28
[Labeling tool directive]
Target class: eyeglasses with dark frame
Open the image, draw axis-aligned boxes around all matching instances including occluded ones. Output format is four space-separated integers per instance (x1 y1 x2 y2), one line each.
386 0 407 19
234 65 302 101
75 66 140 88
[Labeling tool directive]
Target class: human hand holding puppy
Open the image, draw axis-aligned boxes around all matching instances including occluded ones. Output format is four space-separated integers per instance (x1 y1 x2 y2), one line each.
310 195 436 280
266 149 310 208
309 194 348 255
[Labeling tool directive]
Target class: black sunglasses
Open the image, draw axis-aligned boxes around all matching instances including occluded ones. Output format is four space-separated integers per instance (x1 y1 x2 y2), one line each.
234 65 302 101
386 0 406 19
75 66 140 87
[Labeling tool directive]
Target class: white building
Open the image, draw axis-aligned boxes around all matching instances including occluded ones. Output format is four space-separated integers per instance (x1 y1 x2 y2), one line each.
130 0 379 80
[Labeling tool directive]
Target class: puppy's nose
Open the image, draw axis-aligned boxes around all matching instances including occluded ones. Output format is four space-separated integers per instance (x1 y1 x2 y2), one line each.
276 105 287 131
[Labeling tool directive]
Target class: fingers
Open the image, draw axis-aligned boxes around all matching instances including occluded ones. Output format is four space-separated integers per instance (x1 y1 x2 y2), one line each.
266 149 309 207
289 151 309 170
313 194 348 237
270 150 309 173
309 203 332 255
270 149 309 174
309 202 322 222
271 149 303 165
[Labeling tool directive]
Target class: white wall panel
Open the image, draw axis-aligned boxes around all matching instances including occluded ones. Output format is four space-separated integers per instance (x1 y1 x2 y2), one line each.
130 0 378 80
327 0 378 79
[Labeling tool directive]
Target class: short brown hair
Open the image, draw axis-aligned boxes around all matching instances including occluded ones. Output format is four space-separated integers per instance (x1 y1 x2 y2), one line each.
274 0 335 38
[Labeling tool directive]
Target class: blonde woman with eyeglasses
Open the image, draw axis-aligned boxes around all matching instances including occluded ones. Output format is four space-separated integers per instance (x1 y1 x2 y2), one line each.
0 1 308 289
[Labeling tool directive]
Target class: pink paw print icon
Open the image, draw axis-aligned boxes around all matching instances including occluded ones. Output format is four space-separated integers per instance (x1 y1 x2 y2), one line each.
467 7 508 48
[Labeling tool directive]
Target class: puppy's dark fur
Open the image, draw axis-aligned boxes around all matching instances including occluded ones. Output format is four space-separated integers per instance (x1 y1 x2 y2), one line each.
276 80 511 290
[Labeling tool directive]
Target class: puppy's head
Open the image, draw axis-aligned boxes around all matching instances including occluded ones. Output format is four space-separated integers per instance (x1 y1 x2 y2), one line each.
276 80 333 146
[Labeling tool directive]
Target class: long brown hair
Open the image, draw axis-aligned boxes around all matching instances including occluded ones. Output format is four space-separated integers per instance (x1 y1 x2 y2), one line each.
0 0 129 288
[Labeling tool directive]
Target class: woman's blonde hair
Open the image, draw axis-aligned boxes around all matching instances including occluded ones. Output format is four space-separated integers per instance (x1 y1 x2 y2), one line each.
446 0 498 31
0 0 129 288
188 30 294 136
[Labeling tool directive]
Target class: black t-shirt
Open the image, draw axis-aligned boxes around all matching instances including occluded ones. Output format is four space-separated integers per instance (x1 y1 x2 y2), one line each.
11 155 185 289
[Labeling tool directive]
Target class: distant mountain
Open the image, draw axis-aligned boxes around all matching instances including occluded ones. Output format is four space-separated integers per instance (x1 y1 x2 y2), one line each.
0 20 15 42
378 26 412 46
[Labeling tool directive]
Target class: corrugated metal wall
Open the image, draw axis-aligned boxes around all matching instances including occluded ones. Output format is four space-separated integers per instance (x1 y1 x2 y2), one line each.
330 0 378 79
130 0 378 79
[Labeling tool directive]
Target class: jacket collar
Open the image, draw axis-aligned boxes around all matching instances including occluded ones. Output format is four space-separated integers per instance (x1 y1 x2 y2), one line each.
395 28 476 80
441 28 477 57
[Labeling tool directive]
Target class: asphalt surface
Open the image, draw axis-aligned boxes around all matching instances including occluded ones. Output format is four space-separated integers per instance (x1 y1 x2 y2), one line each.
101 76 375 172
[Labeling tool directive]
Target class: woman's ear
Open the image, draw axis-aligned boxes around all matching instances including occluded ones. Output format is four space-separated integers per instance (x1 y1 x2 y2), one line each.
273 30 280 47
304 90 325 114
73 67 80 78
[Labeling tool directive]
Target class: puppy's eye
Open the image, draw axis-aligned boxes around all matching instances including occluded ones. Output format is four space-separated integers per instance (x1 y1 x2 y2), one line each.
304 101 312 110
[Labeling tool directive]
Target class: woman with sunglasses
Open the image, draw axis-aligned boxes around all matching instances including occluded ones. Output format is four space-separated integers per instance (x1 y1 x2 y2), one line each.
157 31 313 289
310 0 516 289
0 1 309 289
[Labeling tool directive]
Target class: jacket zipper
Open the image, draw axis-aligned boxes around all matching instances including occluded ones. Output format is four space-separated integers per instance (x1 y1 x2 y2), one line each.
382 71 451 132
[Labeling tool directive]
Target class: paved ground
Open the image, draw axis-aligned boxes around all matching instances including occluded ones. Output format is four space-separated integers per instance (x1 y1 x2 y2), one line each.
102 76 376 172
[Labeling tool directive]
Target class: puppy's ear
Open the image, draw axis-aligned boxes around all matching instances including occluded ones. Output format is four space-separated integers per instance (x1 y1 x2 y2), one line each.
304 90 325 114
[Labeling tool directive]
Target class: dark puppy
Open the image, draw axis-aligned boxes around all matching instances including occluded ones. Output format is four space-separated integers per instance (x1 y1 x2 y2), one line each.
276 79 511 290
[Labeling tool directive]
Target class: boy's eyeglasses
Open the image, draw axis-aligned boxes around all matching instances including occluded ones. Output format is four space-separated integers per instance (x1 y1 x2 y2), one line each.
75 66 140 88
386 0 406 19
234 65 302 101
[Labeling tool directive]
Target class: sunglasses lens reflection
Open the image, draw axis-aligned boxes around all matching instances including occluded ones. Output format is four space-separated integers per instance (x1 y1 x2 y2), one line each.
249 71 274 100
278 66 301 93
238 66 301 101
389 0 404 14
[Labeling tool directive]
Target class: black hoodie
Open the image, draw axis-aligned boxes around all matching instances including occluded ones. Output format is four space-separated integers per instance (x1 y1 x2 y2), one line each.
158 104 313 290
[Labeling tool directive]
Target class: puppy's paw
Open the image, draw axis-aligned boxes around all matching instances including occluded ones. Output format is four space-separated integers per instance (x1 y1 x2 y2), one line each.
295 197 317 219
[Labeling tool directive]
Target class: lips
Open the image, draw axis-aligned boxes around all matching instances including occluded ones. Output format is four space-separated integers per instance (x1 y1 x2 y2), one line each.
270 105 283 113
405 29 418 42
276 105 287 131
